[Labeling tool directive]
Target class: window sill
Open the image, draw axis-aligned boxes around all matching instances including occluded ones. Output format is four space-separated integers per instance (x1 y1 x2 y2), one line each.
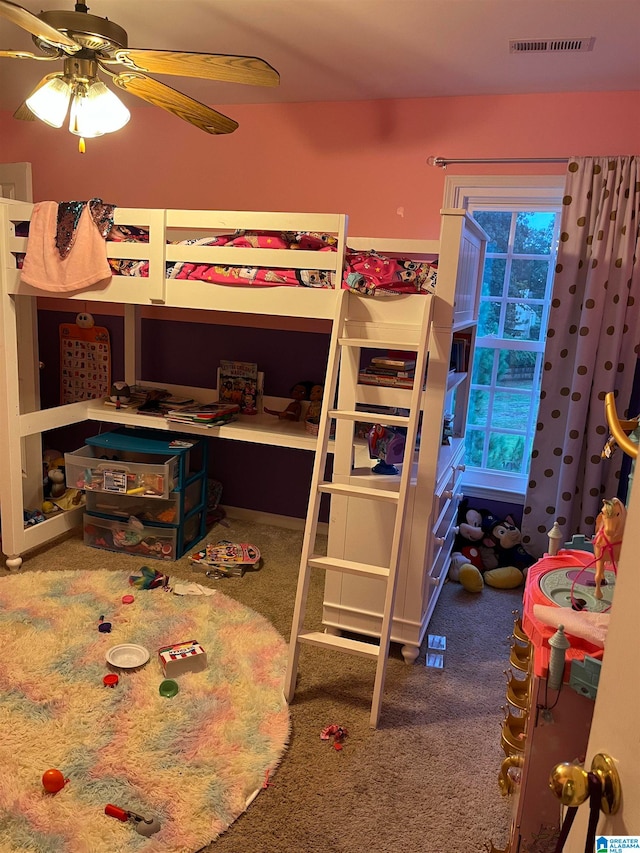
461 474 525 505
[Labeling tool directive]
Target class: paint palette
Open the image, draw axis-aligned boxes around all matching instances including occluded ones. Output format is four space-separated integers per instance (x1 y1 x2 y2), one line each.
538 566 615 612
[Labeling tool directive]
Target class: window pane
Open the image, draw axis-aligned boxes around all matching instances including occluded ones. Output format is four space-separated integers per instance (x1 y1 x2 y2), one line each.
504 301 544 341
478 301 501 336
509 259 550 300
468 389 489 426
487 433 525 472
482 258 506 297
473 211 511 252
465 429 484 467
492 390 532 428
513 211 555 254
472 347 495 385
497 350 537 389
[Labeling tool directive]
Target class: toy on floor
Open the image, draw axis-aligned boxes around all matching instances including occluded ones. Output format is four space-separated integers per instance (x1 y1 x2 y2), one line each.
449 500 531 592
159 639 208 677
321 723 348 751
593 496 626 600
129 566 170 589
189 541 262 576
42 768 68 793
105 804 161 837
159 678 179 698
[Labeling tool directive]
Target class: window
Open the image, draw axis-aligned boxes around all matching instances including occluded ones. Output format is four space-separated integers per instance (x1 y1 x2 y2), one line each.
443 176 564 500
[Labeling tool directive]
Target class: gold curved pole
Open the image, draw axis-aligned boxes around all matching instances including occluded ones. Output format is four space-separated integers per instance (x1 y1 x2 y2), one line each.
605 392 638 459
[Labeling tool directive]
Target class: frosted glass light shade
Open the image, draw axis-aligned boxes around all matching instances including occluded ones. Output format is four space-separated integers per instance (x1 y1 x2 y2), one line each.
68 86 103 139
25 77 72 128
86 81 130 134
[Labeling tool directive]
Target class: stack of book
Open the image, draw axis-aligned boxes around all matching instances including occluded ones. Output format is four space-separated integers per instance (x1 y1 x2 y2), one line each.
358 355 416 389
164 401 240 428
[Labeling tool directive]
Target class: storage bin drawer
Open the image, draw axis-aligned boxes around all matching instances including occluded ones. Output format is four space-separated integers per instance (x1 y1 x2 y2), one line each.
182 509 205 554
83 513 177 560
85 477 204 524
66 445 179 498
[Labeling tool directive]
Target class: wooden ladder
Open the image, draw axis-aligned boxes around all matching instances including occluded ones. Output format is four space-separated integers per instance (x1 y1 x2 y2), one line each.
284 288 434 728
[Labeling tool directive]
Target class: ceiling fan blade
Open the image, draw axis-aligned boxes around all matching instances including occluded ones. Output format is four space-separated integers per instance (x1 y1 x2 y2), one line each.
106 48 279 88
0 49 61 60
14 71 64 120
0 0 81 52
110 71 239 135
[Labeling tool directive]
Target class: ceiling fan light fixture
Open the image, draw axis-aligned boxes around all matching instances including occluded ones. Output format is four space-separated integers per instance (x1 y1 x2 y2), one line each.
25 76 71 127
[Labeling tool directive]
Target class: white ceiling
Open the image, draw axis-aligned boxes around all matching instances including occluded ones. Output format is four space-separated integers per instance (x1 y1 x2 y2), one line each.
0 0 638 113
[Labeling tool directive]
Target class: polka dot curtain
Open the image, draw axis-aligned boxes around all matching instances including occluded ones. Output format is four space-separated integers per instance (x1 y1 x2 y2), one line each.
522 156 640 557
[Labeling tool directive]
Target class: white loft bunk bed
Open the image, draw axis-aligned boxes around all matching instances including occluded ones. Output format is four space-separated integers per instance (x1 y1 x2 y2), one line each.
0 201 485 592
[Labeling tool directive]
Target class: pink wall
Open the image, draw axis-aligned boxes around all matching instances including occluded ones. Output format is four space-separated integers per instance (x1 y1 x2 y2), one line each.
1 90 638 238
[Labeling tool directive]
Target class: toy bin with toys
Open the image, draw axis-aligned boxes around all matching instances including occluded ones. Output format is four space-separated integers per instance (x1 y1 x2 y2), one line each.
73 428 208 561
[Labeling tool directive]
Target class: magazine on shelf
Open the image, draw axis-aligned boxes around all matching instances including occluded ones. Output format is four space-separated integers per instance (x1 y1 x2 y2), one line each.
217 360 262 415
165 401 240 427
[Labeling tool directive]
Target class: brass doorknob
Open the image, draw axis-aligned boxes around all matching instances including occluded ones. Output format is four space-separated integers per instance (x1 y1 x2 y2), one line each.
549 753 621 815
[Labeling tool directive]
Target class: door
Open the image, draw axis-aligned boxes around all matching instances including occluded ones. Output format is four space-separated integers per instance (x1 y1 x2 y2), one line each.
0 162 32 200
564 465 640 849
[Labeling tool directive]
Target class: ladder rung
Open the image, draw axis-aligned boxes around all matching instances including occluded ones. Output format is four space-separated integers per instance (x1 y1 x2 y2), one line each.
318 482 399 502
308 555 390 579
297 631 380 659
328 409 410 427
338 337 419 351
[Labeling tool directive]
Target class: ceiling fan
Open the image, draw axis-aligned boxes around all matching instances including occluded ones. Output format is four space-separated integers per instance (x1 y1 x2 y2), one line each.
0 0 279 144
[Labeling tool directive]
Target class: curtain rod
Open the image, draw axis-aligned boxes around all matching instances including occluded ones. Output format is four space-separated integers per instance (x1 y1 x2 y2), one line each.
427 156 569 168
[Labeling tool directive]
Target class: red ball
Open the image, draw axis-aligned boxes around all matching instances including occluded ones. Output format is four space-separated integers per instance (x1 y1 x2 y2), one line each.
42 768 66 793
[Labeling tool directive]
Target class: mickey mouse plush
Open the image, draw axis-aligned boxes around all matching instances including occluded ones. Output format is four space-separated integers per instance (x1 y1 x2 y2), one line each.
449 501 529 593
481 513 536 573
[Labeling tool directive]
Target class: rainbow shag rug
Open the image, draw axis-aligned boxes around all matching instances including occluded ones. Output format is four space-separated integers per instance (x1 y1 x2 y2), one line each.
0 570 290 852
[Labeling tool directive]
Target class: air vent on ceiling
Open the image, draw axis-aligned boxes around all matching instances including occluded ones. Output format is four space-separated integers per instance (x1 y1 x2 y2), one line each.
510 37 595 53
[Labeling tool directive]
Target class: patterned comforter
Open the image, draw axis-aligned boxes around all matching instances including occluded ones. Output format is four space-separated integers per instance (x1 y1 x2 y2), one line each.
109 226 438 296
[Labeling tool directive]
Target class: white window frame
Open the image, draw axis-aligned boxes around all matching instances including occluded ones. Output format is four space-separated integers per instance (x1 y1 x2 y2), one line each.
444 174 565 503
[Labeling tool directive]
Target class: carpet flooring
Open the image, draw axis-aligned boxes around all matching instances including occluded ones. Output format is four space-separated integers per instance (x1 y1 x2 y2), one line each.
1 516 521 853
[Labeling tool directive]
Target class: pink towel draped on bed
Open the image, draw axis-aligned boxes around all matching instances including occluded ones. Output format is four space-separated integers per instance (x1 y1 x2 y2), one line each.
21 200 112 292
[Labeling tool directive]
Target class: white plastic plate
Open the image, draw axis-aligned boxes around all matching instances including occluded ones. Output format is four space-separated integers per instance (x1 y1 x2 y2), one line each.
106 644 150 669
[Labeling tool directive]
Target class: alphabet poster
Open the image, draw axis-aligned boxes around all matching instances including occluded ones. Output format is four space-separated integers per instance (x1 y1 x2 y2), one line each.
59 322 111 404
